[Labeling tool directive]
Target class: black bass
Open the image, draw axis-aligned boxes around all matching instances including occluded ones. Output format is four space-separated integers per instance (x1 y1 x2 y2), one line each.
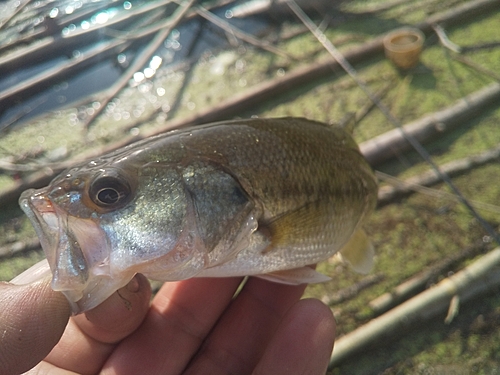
19 117 377 313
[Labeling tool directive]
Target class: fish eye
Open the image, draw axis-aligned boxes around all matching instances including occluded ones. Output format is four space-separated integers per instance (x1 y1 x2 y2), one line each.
89 176 131 208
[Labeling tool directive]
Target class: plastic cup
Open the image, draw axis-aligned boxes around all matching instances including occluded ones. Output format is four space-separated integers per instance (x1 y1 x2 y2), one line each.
383 28 425 69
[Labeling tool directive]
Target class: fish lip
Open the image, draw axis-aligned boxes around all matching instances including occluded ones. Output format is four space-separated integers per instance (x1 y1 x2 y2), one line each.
19 189 86 292
19 189 60 261
20 188 131 314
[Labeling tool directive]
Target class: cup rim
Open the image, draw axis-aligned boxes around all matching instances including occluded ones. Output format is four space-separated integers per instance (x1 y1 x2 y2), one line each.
383 28 425 52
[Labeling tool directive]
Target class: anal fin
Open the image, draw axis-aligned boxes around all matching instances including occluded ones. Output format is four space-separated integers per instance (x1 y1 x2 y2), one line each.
338 229 374 274
255 266 331 285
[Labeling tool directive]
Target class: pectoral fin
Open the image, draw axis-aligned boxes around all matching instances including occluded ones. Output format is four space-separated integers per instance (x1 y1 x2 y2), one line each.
338 229 374 274
255 267 331 285
263 202 330 253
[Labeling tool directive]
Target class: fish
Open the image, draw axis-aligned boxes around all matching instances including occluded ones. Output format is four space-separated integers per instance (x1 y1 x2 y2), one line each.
19 117 378 313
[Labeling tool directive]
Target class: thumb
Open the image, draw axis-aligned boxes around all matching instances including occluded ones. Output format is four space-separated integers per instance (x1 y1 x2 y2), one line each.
0 277 71 375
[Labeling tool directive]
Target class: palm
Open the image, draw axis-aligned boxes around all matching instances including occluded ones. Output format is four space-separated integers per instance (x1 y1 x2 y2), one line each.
4 275 334 375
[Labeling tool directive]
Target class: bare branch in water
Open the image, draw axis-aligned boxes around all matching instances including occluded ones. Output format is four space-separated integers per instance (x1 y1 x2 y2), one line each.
368 241 488 315
0 238 41 258
330 246 500 368
376 143 500 210
83 0 197 130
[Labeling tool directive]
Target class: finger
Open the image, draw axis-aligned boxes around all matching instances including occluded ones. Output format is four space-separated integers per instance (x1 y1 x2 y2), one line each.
0 278 70 375
44 274 151 374
101 277 243 375
253 298 335 375
26 360 79 375
183 277 307 375
74 273 152 343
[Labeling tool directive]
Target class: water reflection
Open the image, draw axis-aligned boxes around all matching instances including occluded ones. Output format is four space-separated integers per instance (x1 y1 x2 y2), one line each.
49 8 59 18
0 0 269 129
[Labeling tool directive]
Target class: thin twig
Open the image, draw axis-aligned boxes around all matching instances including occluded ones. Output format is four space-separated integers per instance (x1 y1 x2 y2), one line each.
360 83 500 166
351 0 410 15
461 41 500 53
0 0 175 74
432 23 462 53
322 274 385 306
83 0 196 130
0 96 48 133
377 142 500 208
1 0 499 205
0 0 31 31
377 171 500 214
286 0 500 245
2 80 500 207
0 38 130 113
159 20 204 121
195 5 295 60
338 80 394 129
368 242 488 315
330 246 500 367
451 53 500 82
0 238 40 258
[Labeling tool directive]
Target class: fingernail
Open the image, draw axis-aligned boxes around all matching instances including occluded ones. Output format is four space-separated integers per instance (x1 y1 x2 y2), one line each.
10 259 52 285
126 275 140 293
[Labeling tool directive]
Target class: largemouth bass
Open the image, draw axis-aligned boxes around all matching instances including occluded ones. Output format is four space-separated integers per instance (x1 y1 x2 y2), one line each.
19 117 377 313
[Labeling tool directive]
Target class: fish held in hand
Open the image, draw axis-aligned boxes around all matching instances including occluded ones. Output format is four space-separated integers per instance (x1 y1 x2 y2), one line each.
19 117 377 313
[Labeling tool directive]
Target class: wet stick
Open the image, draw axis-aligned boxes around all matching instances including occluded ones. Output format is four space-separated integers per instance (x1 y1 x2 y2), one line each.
329 247 500 367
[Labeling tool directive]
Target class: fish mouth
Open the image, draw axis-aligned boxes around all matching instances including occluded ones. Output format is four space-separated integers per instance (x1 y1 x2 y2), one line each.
19 189 130 313
20 189 61 268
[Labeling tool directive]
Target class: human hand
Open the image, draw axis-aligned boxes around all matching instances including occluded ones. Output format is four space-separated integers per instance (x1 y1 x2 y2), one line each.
1 274 335 375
